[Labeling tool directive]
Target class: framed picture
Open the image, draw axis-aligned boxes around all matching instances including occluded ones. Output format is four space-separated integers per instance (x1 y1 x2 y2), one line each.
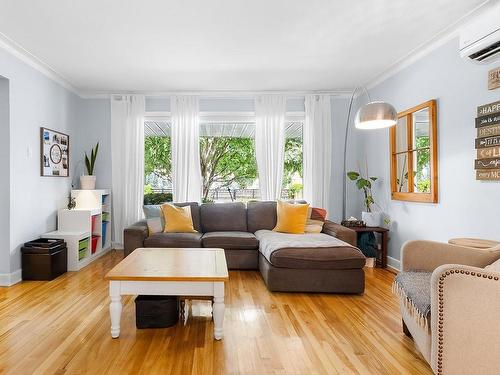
40 127 70 177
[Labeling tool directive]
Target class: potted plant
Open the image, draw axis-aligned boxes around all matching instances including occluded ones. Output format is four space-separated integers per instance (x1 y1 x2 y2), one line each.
347 167 381 227
80 143 99 190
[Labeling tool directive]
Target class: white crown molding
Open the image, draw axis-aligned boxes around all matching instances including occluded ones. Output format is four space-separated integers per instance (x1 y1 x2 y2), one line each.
0 31 82 97
365 0 493 90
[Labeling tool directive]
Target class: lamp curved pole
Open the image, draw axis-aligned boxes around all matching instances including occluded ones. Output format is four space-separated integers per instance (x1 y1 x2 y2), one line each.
341 86 371 220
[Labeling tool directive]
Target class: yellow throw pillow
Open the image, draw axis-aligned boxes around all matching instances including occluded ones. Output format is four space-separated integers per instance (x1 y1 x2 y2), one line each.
161 204 197 233
273 200 310 234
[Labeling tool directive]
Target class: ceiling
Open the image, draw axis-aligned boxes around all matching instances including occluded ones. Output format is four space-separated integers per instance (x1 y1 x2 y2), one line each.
0 0 489 93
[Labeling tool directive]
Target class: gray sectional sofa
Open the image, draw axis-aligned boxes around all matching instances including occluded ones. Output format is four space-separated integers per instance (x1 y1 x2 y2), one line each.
124 201 366 294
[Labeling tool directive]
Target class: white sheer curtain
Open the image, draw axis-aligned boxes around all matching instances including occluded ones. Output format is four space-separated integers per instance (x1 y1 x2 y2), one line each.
111 94 145 246
255 95 287 200
303 94 332 209
171 95 202 202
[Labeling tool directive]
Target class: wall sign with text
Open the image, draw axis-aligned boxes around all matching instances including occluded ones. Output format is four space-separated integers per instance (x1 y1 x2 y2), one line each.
475 100 500 180
488 67 500 91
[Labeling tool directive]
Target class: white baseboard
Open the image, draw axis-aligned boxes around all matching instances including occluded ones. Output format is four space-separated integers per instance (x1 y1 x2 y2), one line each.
387 256 401 273
0 269 22 286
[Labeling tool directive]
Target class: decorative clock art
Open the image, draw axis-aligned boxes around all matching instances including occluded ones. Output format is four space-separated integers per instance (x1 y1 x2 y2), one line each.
40 127 70 177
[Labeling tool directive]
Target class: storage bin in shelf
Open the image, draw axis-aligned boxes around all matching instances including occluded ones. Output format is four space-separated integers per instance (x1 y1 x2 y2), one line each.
102 221 109 248
91 235 100 254
91 215 99 233
78 237 90 261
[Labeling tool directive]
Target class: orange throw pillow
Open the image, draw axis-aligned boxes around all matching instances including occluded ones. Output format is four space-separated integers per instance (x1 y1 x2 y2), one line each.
273 200 310 234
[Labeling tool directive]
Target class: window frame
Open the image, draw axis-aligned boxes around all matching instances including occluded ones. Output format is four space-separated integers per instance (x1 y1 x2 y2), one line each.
389 99 438 203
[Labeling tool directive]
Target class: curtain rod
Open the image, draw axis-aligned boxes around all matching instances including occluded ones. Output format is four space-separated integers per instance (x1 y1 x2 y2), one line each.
102 89 352 99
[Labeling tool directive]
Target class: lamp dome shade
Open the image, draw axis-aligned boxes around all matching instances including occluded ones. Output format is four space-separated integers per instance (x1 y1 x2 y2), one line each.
354 101 397 129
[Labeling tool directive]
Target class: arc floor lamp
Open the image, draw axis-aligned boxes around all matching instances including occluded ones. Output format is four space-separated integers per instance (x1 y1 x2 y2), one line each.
341 87 397 220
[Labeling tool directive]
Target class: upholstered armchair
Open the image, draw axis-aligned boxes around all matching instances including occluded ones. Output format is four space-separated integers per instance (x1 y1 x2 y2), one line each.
395 240 500 375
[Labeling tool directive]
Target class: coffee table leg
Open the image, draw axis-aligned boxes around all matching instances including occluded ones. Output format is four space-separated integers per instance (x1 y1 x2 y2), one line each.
213 282 225 340
109 281 122 338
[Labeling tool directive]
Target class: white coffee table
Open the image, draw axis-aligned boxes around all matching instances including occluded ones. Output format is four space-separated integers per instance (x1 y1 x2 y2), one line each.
104 248 229 340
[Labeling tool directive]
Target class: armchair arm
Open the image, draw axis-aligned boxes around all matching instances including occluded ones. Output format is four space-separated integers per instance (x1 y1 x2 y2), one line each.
429 264 500 374
322 220 357 247
124 220 148 257
401 240 500 272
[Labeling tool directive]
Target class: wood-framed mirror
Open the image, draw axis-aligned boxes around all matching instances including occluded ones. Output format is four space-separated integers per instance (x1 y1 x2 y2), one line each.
390 99 438 203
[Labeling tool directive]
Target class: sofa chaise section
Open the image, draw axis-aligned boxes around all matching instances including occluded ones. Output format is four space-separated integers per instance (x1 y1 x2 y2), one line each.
255 229 365 294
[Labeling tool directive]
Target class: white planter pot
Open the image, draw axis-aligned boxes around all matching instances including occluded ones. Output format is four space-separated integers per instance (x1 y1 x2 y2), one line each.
362 211 381 227
80 175 96 190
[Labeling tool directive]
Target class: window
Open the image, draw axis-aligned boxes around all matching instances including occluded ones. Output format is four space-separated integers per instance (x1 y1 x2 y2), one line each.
282 122 303 199
144 121 172 204
390 100 438 203
200 123 258 203
143 113 304 203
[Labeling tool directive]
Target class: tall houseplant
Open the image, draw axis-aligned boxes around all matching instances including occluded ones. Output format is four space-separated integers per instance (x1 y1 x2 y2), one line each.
80 143 99 190
347 165 381 227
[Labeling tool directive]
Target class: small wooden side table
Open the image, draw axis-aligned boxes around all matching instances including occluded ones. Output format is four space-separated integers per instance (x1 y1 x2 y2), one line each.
448 238 500 249
349 226 389 268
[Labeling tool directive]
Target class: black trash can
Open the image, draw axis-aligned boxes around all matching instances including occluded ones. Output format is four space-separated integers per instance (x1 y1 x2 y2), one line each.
21 238 67 280
135 295 179 329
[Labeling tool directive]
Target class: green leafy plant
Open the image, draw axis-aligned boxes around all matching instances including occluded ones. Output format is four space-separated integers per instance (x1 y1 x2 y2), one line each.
143 192 173 205
288 183 303 199
347 169 378 213
84 142 99 175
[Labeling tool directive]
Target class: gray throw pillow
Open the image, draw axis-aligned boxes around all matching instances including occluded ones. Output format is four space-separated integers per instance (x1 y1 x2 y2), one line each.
143 205 161 218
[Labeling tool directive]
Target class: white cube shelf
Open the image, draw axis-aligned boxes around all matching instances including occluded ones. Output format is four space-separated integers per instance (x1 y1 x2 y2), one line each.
71 189 112 252
42 230 91 271
46 189 112 272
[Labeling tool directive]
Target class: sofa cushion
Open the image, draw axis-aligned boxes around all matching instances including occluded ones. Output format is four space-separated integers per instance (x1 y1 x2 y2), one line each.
202 231 258 250
144 232 202 248
200 202 247 232
255 229 365 270
247 201 277 233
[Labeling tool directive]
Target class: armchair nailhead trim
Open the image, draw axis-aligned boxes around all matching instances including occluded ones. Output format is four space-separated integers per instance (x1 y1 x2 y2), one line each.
435 268 499 375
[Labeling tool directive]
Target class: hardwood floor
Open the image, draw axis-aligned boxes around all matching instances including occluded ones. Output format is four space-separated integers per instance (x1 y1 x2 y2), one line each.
0 250 431 375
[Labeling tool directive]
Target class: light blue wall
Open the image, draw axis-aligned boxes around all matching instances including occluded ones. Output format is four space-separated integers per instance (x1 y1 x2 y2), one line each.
74 99 112 189
145 95 306 112
0 47 81 277
0 77 9 276
331 96 364 223
360 38 500 266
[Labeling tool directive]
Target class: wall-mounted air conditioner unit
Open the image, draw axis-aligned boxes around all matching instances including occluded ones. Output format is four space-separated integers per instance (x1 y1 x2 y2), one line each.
459 2 500 64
